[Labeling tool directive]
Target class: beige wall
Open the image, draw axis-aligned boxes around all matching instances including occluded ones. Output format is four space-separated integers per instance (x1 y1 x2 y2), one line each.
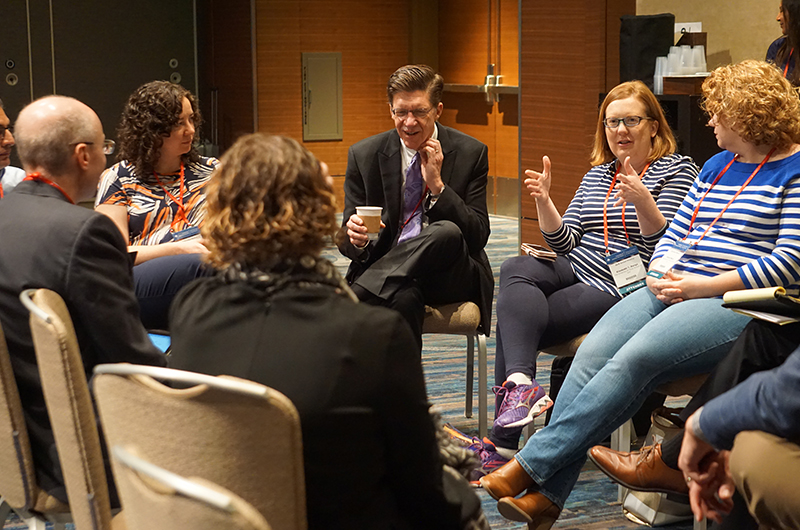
637 0 781 69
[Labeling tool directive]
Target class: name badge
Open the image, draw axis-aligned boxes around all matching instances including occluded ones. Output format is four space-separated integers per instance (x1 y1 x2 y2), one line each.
647 240 691 279
606 246 647 296
171 226 201 241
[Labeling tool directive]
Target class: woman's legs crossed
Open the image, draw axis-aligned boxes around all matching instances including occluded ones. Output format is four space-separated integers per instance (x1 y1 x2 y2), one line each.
513 290 751 507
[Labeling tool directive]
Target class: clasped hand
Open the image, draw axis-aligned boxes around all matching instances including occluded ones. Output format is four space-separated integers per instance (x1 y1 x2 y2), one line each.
646 271 708 304
679 413 735 524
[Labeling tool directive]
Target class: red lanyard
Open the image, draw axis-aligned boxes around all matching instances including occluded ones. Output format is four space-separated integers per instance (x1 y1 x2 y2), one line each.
23 173 75 204
785 48 794 77
0 181 3 199
603 161 651 251
686 148 775 244
154 163 187 230
398 184 428 233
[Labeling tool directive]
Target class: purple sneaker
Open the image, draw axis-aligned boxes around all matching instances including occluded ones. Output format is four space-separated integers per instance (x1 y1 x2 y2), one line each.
492 380 553 435
467 437 510 485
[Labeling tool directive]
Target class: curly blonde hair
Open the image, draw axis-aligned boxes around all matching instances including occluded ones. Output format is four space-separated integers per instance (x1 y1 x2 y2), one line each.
202 134 337 270
589 80 677 166
701 60 800 149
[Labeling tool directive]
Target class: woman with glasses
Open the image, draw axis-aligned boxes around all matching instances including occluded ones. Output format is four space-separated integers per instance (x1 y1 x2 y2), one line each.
95 80 218 330
481 60 800 529
470 81 698 480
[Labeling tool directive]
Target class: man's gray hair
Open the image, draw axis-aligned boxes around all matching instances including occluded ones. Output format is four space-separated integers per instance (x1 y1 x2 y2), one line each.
15 96 96 176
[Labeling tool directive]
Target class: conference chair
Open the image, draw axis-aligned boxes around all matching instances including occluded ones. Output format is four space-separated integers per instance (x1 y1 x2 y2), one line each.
20 288 124 530
92 364 307 530
0 320 70 530
111 445 272 530
423 302 488 438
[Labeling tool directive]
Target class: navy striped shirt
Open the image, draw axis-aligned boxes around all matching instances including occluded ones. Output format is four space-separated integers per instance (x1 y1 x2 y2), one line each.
653 150 800 293
543 154 698 298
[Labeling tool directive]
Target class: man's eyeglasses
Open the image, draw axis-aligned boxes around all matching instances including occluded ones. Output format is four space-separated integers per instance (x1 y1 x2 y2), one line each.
70 139 116 155
392 107 434 120
602 116 652 129
0 125 12 138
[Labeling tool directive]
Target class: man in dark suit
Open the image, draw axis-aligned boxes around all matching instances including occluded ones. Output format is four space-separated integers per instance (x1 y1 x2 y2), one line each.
337 64 493 349
0 95 166 503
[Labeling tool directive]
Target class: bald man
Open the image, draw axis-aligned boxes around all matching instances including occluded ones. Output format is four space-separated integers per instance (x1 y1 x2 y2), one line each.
0 96 166 504
0 97 25 197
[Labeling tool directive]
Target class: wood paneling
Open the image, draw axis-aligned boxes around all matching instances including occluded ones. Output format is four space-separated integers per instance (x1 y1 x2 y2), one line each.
519 0 634 245
254 0 409 177
438 0 519 189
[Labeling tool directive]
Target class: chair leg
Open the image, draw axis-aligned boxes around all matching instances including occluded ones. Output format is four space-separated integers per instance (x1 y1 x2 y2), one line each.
465 334 474 419
0 498 11 524
477 332 488 439
611 419 633 502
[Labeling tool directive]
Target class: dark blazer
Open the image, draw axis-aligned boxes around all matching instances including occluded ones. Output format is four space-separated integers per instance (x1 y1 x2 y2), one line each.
337 125 494 333
169 277 466 529
0 180 166 501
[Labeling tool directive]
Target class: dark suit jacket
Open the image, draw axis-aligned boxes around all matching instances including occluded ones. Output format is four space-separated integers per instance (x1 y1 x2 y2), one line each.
0 180 166 501
337 125 494 333
169 277 467 529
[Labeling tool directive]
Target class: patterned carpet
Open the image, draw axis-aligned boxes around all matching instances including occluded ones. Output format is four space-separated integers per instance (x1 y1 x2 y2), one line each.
2 215 694 529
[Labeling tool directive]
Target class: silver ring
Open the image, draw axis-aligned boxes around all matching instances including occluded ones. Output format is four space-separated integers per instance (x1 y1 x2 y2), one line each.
686 476 692 484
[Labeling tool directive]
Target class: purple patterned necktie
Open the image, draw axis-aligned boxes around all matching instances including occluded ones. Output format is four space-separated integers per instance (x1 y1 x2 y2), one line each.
399 153 423 243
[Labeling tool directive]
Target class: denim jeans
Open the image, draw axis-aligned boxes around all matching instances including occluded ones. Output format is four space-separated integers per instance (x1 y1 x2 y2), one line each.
514 287 751 508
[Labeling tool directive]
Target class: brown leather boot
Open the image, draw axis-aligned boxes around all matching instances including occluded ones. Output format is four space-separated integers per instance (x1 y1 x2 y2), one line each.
587 443 688 495
497 491 561 529
479 457 535 500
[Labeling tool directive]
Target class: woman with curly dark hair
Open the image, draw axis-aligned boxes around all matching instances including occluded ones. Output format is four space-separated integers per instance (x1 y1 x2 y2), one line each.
95 80 218 330
167 133 486 529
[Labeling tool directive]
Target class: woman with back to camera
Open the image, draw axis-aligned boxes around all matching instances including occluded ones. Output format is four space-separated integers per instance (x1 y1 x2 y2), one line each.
95 80 217 330
462 81 698 480
480 60 800 529
767 0 800 83
167 133 486 530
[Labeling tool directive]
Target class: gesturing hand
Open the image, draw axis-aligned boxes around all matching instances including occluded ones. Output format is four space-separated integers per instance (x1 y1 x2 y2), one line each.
614 156 654 208
524 155 552 202
419 138 445 194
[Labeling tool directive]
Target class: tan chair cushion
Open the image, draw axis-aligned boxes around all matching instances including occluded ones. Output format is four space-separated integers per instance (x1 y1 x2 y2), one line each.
540 334 588 358
422 302 481 335
656 373 709 397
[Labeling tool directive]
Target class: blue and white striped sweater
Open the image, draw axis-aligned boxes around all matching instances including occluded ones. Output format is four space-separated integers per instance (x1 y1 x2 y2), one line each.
652 149 800 294
543 154 698 298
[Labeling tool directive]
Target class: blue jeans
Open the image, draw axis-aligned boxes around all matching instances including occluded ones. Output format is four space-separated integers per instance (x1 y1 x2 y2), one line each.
514 287 751 508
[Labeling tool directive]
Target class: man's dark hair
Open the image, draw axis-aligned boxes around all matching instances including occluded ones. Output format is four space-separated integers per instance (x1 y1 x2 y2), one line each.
386 65 444 107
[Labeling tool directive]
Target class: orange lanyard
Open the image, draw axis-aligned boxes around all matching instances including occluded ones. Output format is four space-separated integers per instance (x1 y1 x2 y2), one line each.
154 163 187 230
785 48 794 77
686 148 775 245
23 173 75 204
0 181 3 199
603 161 651 251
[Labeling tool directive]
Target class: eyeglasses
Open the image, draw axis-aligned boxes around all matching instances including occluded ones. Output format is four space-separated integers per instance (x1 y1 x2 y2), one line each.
603 116 652 129
392 107 434 120
0 125 12 138
70 139 116 155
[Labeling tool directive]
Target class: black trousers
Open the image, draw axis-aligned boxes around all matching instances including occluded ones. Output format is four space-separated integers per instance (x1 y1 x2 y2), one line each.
351 221 482 351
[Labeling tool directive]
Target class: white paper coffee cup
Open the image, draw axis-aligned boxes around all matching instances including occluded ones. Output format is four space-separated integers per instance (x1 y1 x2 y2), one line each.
356 206 382 240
